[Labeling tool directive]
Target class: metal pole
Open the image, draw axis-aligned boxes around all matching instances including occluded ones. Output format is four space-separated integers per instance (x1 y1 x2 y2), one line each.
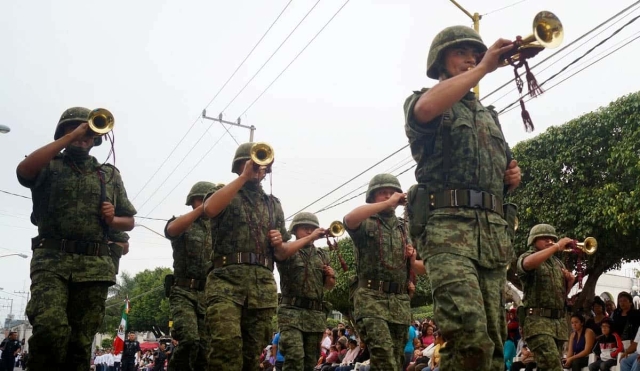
202 110 257 143
449 0 482 98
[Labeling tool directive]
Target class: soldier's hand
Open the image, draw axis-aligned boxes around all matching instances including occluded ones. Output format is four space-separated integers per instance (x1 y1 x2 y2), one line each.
478 38 514 74
269 230 284 248
240 159 261 180
405 244 417 263
323 265 335 278
504 160 521 192
556 237 573 252
68 122 91 141
310 228 326 241
407 281 416 298
561 268 576 283
386 192 407 208
101 202 116 225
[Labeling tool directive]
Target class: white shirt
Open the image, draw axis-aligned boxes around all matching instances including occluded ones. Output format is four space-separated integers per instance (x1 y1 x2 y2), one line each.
633 327 640 354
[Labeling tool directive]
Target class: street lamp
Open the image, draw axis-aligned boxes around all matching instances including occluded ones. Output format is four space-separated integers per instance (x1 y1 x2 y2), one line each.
0 253 28 259
0 125 10 134
134 223 165 238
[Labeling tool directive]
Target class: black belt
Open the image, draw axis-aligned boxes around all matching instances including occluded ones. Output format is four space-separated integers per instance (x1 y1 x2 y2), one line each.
527 307 565 319
279 296 324 311
358 279 406 294
429 189 504 217
173 277 206 291
212 252 272 270
32 238 110 257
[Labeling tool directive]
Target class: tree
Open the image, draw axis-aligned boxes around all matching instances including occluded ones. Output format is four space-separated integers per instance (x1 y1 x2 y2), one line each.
507 91 640 310
102 267 172 334
101 338 113 349
323 237 432 317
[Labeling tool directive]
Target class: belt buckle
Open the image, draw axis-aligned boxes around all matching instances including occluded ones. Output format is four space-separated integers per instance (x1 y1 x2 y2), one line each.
60 239 68 253
528 308 534 316
378 281 384 293
491 194 497 211
469 190 482 208
189 279 196 289
237 253 242 264
449 190 458 207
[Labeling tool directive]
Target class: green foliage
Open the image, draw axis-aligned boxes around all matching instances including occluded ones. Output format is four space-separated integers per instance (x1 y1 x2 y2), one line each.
101 338 113 349
322 238 432 315
508 91 640 308
411 305 434 322
102 267 173 334
326 318 342 329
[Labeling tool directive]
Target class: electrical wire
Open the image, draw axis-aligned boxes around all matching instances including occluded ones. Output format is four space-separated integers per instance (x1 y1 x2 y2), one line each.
482 0 527 17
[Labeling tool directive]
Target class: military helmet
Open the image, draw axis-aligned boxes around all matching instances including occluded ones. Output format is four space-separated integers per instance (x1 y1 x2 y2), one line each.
289 211 320 233
366 173 402 203
54 107 102 146
185 181 217 206
231 142 254 173
527 224 558 246
426 25 488 79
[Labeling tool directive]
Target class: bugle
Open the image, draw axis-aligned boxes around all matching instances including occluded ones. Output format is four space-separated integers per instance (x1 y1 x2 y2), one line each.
498 11 564 66
326 221 345 238
88 108 114 135
564 237 597 255
250 142 274 168
325 221 348 272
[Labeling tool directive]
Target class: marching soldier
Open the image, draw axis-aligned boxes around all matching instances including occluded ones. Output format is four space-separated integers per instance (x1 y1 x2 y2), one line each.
403 25 521 370
277 212 336 370
343 173 412 370
16 107 136 371
203 142 313 371
165 181 220 371
517 224 574 371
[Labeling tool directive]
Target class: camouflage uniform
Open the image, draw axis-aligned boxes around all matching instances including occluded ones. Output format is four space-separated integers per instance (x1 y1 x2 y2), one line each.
17 107 136 371
403 26 513 371
166 181 219 371
517 224 569 371
277 212 331 371
345 174 411 371
205 142 290 371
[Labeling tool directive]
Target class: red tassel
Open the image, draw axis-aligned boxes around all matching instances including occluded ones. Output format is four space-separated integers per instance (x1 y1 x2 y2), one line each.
520 99 534 132
525 61 544 97
513 67 524 94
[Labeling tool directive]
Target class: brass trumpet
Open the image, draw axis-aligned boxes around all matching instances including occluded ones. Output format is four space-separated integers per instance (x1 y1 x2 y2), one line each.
326 221 345 238
88 108 114 135
499 11 564 66
564 237 598 255
250 142 275 167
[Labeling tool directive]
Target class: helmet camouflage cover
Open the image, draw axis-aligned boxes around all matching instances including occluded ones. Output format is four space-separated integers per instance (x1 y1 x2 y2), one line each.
55 107 102 146
185 181 218 206
426 25 487 79
289 211 320 233
231 142 254 173
527 224 558 246
366 173 402 203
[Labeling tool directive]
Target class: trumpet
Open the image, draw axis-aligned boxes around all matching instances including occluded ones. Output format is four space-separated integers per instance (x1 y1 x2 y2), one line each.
564 237 597 255
250 142 275 168
325 221 345 238
324 221 348 272
499 11 564 66
88 108 114 135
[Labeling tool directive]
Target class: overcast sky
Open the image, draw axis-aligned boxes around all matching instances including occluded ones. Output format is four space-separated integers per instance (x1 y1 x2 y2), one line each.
1 0 639 320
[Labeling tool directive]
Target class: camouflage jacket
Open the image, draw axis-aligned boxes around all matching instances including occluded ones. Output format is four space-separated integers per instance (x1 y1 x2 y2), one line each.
346 213 411 324
165 216 212 281
403 89 512 268
206 182 290 309
17 153 136 284
276 244 330 332
517 248 570 341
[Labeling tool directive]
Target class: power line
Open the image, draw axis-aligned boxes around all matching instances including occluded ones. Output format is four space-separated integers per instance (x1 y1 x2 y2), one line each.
130 1 294 202
0 190 30 200
500 31 640 116
220 0 324 114
480 0 640 103
482 0 527 17
285 142 407 221
498 13 640 115
239 0 352 118
104 286 164 310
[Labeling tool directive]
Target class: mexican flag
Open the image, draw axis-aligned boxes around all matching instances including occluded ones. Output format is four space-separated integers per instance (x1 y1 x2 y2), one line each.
113 299 129 355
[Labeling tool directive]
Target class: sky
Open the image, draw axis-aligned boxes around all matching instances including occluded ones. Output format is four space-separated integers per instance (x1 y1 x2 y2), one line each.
1 0 639 320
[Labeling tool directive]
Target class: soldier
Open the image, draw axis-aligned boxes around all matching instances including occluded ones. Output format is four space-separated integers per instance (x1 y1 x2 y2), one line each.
121 332 141 371
343 173 412 370
203 142 313 371
277 212 336 370
16 107 136 371
402 25 522 370
517 224 574 371
165 181 220 371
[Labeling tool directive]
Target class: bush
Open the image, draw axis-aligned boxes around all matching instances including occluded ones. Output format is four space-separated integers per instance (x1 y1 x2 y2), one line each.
101 338 113 349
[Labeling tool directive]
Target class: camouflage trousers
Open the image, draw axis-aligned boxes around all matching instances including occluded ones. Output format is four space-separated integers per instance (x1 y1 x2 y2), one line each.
526 334 564 371
426 253 506 371
205 297 274 371
26 271 109 371
167 286 208 371
356 318 407 371
279 327 322 371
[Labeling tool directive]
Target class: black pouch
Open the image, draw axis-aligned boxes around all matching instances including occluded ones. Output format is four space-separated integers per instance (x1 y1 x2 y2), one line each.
109 243 123 275
407 183 430 240
503 203 519 243
164 274 175 298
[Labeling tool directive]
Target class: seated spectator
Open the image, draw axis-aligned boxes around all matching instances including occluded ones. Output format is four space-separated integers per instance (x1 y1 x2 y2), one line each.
504 325 518 370
564 313 596 371
423 331 445 371
510 326 536 371
590 317 623 371
586 296 609 336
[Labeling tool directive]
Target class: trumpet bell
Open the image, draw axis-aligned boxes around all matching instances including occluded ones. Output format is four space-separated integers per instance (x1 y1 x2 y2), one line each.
500 10 564 66
327 221 345 238
576 237 597 255
88 108 114 135
250 142 275 167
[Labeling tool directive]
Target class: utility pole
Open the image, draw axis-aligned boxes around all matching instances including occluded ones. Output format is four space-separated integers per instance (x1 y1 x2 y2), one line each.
0 298 13 316
15 291 30 319
202 110 257 143
449 0 482 98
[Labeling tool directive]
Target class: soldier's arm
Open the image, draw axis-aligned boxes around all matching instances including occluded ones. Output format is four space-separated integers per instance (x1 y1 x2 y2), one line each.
17 123 89 181
273 228 324 261
204 161 257 218
344 193 403 230
521 237 572 271
165 206 204 238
